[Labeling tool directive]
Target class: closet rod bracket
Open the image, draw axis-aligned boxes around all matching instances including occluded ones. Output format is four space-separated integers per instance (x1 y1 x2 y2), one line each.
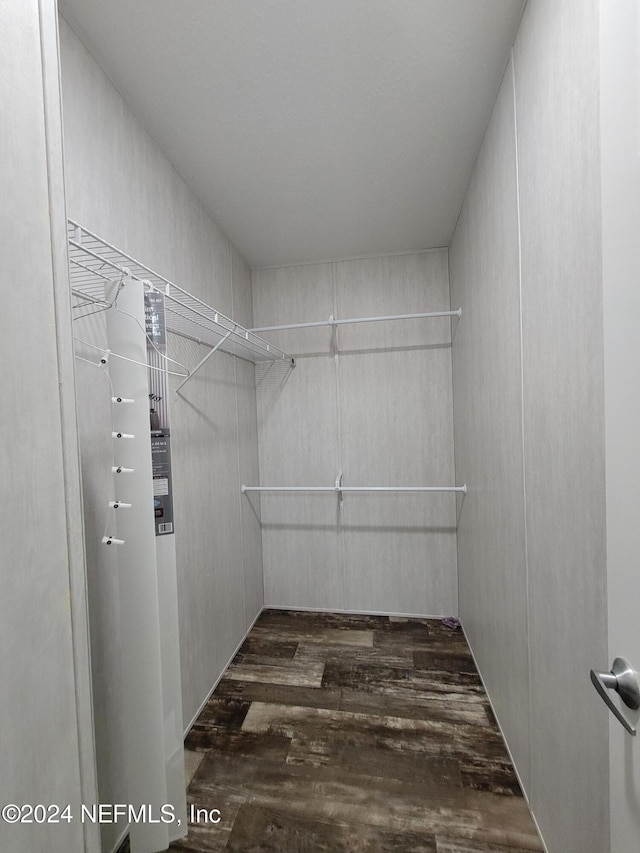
174 329 233 396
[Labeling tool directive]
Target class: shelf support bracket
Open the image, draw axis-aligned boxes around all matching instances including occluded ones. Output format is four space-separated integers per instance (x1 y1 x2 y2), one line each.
175 329 234 397
335 471 344 509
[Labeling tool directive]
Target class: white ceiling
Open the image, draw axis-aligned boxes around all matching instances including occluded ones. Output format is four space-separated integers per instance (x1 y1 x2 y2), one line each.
58 0 525 268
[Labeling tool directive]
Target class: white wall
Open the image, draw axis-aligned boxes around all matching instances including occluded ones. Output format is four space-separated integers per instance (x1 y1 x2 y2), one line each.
449 54 530 787
253 251 458 616
450 2 608 851
0 2 98 852
54 3 613 851
59 17 263 852
600 2 640 850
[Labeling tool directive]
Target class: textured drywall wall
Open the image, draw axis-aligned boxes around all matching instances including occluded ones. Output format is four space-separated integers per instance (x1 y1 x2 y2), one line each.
60 17 263 851
450 56 530 789
253 251 457 616
515 1 607 850
451 2 608 850
600 2 640 850
0 2 97 851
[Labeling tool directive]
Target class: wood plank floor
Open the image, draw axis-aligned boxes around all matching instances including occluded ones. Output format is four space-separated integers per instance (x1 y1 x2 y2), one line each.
122 609 544 851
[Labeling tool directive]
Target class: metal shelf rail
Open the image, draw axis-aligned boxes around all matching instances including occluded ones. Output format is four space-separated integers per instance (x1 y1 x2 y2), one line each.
242 474 467 507
251 308 461 333
242 485 467 493
67 220 295 385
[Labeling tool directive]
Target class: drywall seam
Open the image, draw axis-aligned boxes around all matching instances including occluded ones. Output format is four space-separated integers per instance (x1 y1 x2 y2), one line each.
510 45 534 811
332 260 347 609
233 359 248 622
444 247 459 618
230 247 249 627
250 276 268 607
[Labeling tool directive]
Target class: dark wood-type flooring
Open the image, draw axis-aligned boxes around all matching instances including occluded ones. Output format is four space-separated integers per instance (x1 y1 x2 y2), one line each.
123 609 544 852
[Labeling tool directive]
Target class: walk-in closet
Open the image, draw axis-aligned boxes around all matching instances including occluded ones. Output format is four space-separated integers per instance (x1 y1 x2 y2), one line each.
4 1 640 853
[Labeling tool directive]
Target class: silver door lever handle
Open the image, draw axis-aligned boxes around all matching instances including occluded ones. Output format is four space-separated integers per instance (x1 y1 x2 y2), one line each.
590 657 640 736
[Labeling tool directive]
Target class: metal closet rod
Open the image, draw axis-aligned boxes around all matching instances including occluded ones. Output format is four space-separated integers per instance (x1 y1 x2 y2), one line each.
241 485 467 494
250 308 462 334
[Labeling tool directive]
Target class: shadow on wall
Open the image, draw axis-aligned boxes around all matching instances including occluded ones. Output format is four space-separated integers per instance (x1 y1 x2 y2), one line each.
259 522 458 534
255 360 296 420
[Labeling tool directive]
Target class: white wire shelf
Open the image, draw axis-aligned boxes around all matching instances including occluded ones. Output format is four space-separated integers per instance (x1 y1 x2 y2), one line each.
67 220 295 367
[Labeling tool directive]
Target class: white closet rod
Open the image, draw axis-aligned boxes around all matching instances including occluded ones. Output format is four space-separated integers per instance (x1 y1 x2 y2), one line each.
250 308 462 334
242 485 467 494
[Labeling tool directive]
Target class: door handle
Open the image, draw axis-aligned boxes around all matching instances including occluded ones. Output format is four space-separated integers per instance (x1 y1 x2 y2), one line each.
590 657 640 736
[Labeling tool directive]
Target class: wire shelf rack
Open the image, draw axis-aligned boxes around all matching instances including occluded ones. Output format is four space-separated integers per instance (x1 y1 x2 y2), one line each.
67 220 294 367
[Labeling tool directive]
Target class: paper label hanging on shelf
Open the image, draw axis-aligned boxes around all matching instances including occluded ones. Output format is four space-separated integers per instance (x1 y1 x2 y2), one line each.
145 290 169 431
151 430 174 535
145 290 167 350
145 290 175 535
